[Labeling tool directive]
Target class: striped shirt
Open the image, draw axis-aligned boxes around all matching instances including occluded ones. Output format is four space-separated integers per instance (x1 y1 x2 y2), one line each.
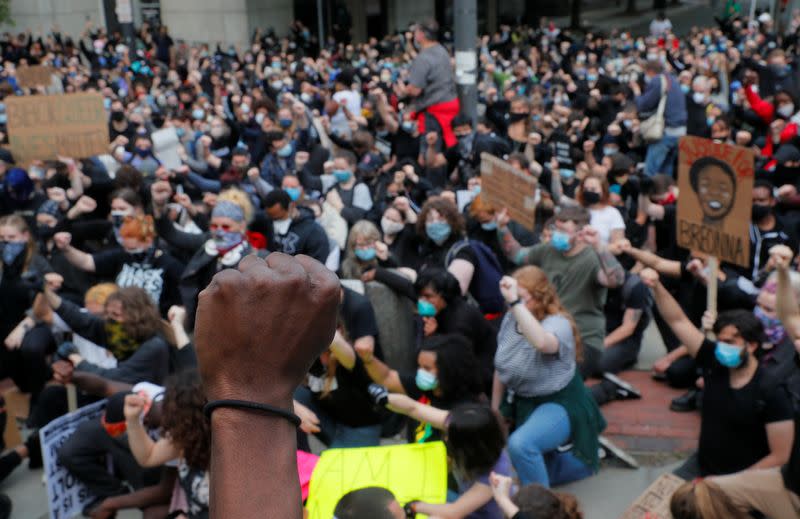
494 312 576 398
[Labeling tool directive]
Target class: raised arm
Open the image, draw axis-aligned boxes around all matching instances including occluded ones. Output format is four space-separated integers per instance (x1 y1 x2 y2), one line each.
497 208 535 266
357 345 406 394
124 394 181 467
582 227 624 288
499 276 558 354
619 239 682 278
640 268 705 357
53 232 96 272
775 251 800 341
386 393 449 430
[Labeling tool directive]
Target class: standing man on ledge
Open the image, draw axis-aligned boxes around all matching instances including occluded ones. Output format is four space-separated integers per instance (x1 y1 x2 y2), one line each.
194 253 340 518
395 19 461 152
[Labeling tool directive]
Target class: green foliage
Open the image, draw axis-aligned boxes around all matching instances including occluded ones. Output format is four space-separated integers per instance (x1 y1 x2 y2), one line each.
0 0 13 26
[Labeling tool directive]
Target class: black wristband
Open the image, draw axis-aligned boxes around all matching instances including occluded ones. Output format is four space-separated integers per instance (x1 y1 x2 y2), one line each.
203 399 301 428
509 298 523 307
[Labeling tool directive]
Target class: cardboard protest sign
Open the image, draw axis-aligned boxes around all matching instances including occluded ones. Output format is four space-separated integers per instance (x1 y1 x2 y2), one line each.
40 400 106 519
6 92 109 165
152 127 182 170
480 152 537 231
16 65 56 88
305 441 447 519
676 136 753 268
620 473 685 519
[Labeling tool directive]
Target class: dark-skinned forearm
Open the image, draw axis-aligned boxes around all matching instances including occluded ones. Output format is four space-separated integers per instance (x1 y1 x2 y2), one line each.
210 406 301 518
70 372 132 397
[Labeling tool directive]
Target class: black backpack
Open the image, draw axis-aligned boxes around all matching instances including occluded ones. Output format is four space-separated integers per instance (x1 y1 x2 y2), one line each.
445 239 505 314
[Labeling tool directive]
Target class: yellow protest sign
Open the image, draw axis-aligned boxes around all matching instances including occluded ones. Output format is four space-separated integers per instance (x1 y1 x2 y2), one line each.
305 442 448 519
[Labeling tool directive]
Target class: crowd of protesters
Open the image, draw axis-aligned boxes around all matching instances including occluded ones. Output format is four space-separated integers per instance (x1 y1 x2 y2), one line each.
1 3 800 518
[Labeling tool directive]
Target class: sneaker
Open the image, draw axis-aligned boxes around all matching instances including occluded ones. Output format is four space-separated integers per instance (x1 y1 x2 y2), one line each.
599 435 639 469
603 373 642 400
670 389 699 413
0 494 11 519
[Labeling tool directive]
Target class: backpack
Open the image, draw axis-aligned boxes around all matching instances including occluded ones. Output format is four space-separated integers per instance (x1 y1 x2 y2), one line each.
445 239 505 314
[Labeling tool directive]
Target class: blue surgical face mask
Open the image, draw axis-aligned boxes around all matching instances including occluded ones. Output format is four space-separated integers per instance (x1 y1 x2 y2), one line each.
192 108 205 121
706 116 715 127
277 142 293 158
417 299 437 317
1 241 26 265
333 169 352 183
680 84 691 95
175 127 186 138
714 341 746 368
550 230 571 252
472 186 482 195
586 73 598 82
279 118 293 129
559 168 575 180
481 221 498 231
284 187 301 201
426 221 452 245
354 247 377 261
603 146 617 156
212 229 243 251
103 98 112 110
415 369 439 391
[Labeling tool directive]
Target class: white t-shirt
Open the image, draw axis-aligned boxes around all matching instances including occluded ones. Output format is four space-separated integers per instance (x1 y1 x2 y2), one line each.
590 205 626 245
331 89 362 137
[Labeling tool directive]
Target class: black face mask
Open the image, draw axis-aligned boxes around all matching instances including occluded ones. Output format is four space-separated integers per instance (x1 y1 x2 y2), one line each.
507 112 529 124
751 204 772 222
582 191 601 206
110 111 126 123
37 224 57 240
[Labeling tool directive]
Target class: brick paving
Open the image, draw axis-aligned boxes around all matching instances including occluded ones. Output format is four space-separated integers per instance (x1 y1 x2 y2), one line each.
591 370 701 457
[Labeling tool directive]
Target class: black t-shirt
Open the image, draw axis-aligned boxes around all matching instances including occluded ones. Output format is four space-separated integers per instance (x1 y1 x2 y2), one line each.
696 339 794 476
782 354 800 495
340 287 382 360
604 274 651 340
308 357 382 428
92 247 184 315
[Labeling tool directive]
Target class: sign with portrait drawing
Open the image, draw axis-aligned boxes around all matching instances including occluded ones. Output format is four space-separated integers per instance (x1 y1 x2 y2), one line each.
676 136 753 268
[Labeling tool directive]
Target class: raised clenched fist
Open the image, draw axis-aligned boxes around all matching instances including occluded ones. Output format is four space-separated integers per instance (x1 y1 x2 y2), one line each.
194 253 340 406
53 232 72 250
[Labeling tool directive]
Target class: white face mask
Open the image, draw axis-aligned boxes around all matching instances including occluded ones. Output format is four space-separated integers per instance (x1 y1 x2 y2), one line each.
778 103 795 118
692 92 706 104
381 218 405 236
273 217 292 235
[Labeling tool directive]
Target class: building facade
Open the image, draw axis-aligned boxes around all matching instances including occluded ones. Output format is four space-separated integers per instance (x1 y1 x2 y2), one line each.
0 0 539 45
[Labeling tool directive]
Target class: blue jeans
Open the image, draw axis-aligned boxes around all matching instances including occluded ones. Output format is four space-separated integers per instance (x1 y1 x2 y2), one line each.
294 386 382 449
507 402 593 487
644 134 679 177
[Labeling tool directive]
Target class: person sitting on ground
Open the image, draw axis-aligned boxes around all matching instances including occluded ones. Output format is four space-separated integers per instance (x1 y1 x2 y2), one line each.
641 267 795 479
489 472 583 519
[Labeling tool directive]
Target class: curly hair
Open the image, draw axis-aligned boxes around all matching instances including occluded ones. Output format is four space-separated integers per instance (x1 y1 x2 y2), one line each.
446 404 506 482
105 287 164 343
421 335 484 404
512 265 583 362
416 197 465 241
512 484 583 519
161 370 210 470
